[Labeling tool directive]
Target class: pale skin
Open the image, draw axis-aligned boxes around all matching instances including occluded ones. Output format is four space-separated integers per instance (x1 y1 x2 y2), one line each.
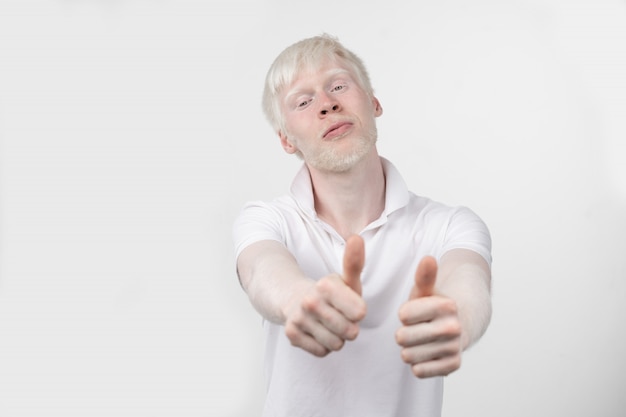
237 57 492 378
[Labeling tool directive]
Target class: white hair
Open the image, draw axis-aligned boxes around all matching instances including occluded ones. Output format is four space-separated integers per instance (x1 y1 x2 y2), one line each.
262 34 374 133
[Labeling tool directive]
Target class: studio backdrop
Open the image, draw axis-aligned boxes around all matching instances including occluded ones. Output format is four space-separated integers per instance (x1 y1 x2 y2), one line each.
0 1 625 416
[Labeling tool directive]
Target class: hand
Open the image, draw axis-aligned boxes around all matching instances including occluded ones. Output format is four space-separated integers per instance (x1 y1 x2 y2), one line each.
283 235 367 357
395 256 463 378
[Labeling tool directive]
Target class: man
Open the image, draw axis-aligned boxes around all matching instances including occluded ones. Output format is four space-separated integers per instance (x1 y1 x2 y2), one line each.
233 34 492 417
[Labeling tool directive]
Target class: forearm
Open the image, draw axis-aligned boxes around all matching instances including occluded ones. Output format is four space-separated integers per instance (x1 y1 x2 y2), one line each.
237 240 314 325
437 249 492 350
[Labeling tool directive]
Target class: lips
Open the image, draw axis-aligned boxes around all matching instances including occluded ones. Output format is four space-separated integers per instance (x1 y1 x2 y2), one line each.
323 121 353 140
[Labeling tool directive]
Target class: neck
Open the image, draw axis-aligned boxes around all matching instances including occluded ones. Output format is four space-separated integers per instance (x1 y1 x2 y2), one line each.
307 151 386 239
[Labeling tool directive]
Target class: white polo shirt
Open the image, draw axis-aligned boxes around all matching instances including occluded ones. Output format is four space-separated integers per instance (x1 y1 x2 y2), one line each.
233 158 492 417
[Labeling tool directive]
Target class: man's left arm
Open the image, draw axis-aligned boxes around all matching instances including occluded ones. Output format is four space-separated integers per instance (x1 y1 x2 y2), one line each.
395 248 492 378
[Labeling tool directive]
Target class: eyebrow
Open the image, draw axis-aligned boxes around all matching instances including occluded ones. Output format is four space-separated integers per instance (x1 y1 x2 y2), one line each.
323 68 351 79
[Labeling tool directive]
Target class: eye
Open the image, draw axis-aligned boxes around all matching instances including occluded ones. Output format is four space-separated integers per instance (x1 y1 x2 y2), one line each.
331 84 346 92
297 99 310 108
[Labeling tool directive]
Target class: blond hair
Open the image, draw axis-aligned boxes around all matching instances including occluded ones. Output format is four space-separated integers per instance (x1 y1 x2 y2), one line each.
262 34 374 133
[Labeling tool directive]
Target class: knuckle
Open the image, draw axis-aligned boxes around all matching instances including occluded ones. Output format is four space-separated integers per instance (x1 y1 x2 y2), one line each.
441 357 461 376
352 303 367 322
443 319 462 337
397 305 410 324
284 323 301 343
289 309 307 327
451 356 462 371
395 328 407 345
442 341 460 356
400 348 413 364
440 298 458 314
301 295 320 313
311 346 330 357
316 276 338 294
330 338 345 351
344 323 360 340
411 364 426 378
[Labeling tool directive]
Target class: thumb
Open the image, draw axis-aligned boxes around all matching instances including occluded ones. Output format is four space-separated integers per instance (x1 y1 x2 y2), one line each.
342 235 365 295
409 256 438 300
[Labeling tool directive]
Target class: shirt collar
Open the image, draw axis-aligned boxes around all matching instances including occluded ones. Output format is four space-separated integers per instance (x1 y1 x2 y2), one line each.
289 157 410 220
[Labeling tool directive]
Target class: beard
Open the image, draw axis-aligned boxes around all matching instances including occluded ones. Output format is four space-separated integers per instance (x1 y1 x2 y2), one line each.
291 125 378 173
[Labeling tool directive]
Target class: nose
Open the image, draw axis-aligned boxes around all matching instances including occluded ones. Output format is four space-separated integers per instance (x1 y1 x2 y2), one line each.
319 94 341 116
320 104 340 115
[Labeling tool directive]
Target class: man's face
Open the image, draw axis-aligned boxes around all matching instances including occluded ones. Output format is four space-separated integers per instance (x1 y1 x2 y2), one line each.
278 59 383 173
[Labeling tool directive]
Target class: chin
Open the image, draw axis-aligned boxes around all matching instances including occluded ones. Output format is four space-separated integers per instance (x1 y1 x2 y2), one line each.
309 138 377 173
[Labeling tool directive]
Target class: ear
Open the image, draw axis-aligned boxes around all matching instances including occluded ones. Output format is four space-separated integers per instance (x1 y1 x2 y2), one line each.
278 130 298 154
372 97 383 117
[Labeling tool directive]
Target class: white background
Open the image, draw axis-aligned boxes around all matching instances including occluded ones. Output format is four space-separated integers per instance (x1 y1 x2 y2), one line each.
1 0 625 416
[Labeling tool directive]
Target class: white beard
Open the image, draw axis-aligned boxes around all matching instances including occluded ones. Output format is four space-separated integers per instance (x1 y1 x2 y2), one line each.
291 125 378 173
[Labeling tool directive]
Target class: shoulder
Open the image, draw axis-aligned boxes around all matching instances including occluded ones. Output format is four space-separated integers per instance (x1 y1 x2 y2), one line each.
405 193 485 225
235 194 305 223
232 194 313 257
400 193 492 264
233 195 298 235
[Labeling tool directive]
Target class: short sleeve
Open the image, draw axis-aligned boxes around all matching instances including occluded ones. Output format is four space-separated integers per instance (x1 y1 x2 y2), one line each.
232 201 286 260
441 207 492 266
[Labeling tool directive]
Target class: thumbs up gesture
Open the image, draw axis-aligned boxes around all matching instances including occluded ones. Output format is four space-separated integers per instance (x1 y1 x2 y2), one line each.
342 234 365 295
284 235 367 357
395 256 463 378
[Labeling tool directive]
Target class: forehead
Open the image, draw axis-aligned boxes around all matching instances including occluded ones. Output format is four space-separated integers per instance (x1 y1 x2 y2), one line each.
294 67 351 88
283 60 355 95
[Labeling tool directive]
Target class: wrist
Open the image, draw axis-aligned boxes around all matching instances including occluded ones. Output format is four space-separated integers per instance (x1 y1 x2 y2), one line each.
279 278 315 325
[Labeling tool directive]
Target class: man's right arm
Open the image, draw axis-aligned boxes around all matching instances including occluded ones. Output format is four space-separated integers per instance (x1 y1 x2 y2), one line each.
237 240 315 325
236 237 367 357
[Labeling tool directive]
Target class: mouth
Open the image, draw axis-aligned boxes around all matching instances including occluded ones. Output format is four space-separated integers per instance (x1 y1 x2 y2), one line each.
323 122 353 140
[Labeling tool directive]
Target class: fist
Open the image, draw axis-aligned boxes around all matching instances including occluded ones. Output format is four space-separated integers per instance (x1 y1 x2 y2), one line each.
395 256 463 378
284 235 367 356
